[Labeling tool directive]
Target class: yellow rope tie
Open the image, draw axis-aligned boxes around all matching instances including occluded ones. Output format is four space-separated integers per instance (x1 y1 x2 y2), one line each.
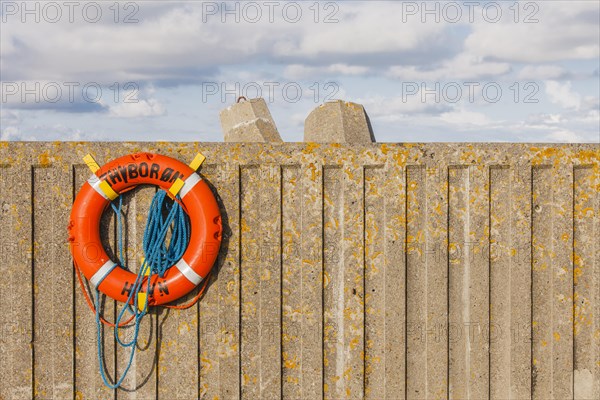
168 152 206 197
83 153 119 200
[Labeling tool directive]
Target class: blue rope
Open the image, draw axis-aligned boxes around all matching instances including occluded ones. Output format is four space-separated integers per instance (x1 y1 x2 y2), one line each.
95 190 190 389
143 191 190 277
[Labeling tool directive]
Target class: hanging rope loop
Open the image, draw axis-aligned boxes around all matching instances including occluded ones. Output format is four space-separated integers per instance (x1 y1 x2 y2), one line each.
96 189 191 389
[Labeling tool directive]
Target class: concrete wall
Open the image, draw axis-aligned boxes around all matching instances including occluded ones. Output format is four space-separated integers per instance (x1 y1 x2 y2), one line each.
0 142 598 400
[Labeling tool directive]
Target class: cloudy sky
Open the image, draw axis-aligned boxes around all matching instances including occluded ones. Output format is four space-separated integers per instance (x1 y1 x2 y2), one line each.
1 0 599 142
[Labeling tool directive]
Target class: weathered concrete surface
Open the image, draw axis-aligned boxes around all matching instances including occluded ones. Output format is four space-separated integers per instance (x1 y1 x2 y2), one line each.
220 98 282 142
304 100 375 143
0 142 598 400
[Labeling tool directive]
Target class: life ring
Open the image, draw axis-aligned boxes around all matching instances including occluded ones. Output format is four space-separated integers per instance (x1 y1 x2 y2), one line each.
68 152 222 306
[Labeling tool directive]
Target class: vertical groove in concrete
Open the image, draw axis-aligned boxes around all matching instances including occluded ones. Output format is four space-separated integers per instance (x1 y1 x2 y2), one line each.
489 166 511 398
342 165 366 399
240 165 282 399
553 165 575 399
364 166 385 399
489 165 533 399
240 165 258 400
281 165 303 398
300 162 324 399
382 163 406 399
573 166 599 400
511 164 533 399
260 164 282 399
448 166 469 399
467 164 490 399
32 166 74 399
364 163 406 399
323 166 343 399
73 164 117 400
0 164 33 400
280 162 324 400
532 165 552 399
405 165 426 398
203 162 241 400
532 165 575 399
406 165 449 399
156 293 199 399
427 165 449 400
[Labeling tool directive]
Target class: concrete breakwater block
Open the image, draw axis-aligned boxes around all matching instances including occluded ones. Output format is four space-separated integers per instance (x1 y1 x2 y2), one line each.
304 100 376 143
220 98 282 142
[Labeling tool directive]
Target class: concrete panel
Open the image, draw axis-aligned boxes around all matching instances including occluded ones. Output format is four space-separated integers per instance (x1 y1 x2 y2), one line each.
406 164 449 400
199 162 241 400
156 237 198 395
323 166 343 399
532 165 574 399
574 166 600 400
73 163 117 400
0 142 598 399
489 165 532 399
281 162 324 399
240 164 282 399
447 163 490 399
0 164 33 400
323 164 365 400
381 162 406 398
364 164 406 399
32 165 74 399
281 165 302 398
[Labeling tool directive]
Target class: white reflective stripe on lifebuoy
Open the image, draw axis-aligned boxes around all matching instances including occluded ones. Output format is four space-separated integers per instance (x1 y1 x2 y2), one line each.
179 173 202 199
91 260 118 288
87 174 110 201
174 258 202 286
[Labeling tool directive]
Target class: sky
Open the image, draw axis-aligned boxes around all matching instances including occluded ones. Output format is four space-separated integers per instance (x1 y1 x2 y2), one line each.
1 0 599 142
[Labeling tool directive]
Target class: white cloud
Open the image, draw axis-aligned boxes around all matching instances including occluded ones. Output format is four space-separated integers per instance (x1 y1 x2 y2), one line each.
1 126 23 140
388 53 511 81
439 109 490 126
528 113 567 125
357 94 450 119
1 109 20 125
284 64 369 79
1 2 455 84
272 3 450 59
545 130 585 143
0 109 23 140
545 81 582 110
107 96 166 118
521 107 599 143
465 2 600 63
518 65 568 80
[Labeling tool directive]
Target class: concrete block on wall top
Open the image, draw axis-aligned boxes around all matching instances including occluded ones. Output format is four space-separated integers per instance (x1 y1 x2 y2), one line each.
220 97 282 142
304 100 376 143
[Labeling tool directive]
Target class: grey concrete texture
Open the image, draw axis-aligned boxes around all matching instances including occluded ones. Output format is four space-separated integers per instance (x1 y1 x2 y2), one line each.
304 100 376 143
0 142 598 399
220 98 282 143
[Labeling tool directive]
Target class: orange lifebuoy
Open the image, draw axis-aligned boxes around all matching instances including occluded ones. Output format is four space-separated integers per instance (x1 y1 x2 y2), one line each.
68 152 222 306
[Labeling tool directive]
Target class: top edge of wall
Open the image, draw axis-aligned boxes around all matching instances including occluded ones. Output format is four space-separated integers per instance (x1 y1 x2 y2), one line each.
0 141 598 167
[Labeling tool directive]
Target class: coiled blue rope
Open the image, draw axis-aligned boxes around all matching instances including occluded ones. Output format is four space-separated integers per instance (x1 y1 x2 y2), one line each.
94 191 190 389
